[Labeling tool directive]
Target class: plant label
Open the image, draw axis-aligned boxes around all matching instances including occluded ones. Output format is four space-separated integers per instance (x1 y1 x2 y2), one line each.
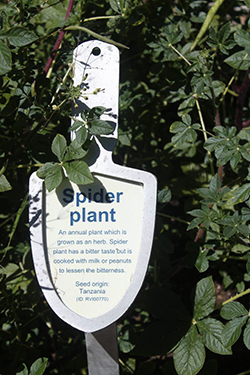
29 41 157 333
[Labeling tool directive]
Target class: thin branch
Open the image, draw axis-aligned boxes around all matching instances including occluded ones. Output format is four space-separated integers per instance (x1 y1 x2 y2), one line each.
44 0 74 76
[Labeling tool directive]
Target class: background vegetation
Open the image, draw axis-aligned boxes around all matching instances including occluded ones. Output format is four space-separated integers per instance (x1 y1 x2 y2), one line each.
1 0 250 374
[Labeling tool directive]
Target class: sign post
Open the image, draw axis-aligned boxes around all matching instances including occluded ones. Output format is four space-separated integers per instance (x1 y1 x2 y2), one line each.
29 40 157 374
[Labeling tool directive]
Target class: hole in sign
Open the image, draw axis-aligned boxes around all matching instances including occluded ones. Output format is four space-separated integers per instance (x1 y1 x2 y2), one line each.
92 47 101 56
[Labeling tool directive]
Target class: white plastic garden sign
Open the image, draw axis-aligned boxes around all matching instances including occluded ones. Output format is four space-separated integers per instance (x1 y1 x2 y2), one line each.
29 40 157 374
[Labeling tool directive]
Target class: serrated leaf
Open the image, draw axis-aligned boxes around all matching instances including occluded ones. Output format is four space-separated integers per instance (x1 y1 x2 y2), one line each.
158 189 172 203
51 134 67 161
243 319 250 350
222 316 248 347
89 119 114 135
197 318 232 355
0 174 12 192
44 164 64 192
30 357 48 375
193 276 216 320
174 325 205 375
0 41 11 75
6 27 37 47
64 160 93 185
220 302 248 320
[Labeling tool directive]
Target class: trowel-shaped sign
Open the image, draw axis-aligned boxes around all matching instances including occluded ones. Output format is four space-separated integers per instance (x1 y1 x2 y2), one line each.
29 40 157 333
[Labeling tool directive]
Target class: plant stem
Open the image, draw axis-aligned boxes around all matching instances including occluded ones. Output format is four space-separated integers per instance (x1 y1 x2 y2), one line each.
83 16 117 22
157 212 190 225
169 43 192 66
194 95 215 175
216 288 250 310
119 359 134 374
219 53 249 106
51 62 74 104
191 0 226 51
44 0 75 76
65 25 129 49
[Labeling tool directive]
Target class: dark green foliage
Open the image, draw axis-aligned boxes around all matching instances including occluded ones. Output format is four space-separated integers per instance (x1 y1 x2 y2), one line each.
1 0 250 374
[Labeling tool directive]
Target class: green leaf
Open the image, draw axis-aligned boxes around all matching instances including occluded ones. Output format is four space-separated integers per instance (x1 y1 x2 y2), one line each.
74 126 88 147
44 164 64 192
220 302 248 320
16 364 28 375
88 106 107 120
0 262 19 277
109 0 125 13
5 27 37 47
63 160 93 185
162 24 183 45
243 319 250 350
223 225 236 239
118 327 135 353
30 357 48 375
209 174 221 193
133 320 190 356
234 29 250 48
0 174 12 192
69 120 85 131
197 318 232 355
63 144 87 162
232 183 250 204
174 325 205 375
232 244 250 254
88 119 114 135
193 276 216 320
51 134 67 161
0 41 11 75
195 249 209 273
224 51 250 70
222 316 248 347
158 189 172 203
243 0 250 7
37 162 57 179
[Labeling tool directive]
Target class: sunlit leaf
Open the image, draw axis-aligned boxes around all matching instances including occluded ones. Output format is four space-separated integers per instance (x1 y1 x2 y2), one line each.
197 318 232 355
